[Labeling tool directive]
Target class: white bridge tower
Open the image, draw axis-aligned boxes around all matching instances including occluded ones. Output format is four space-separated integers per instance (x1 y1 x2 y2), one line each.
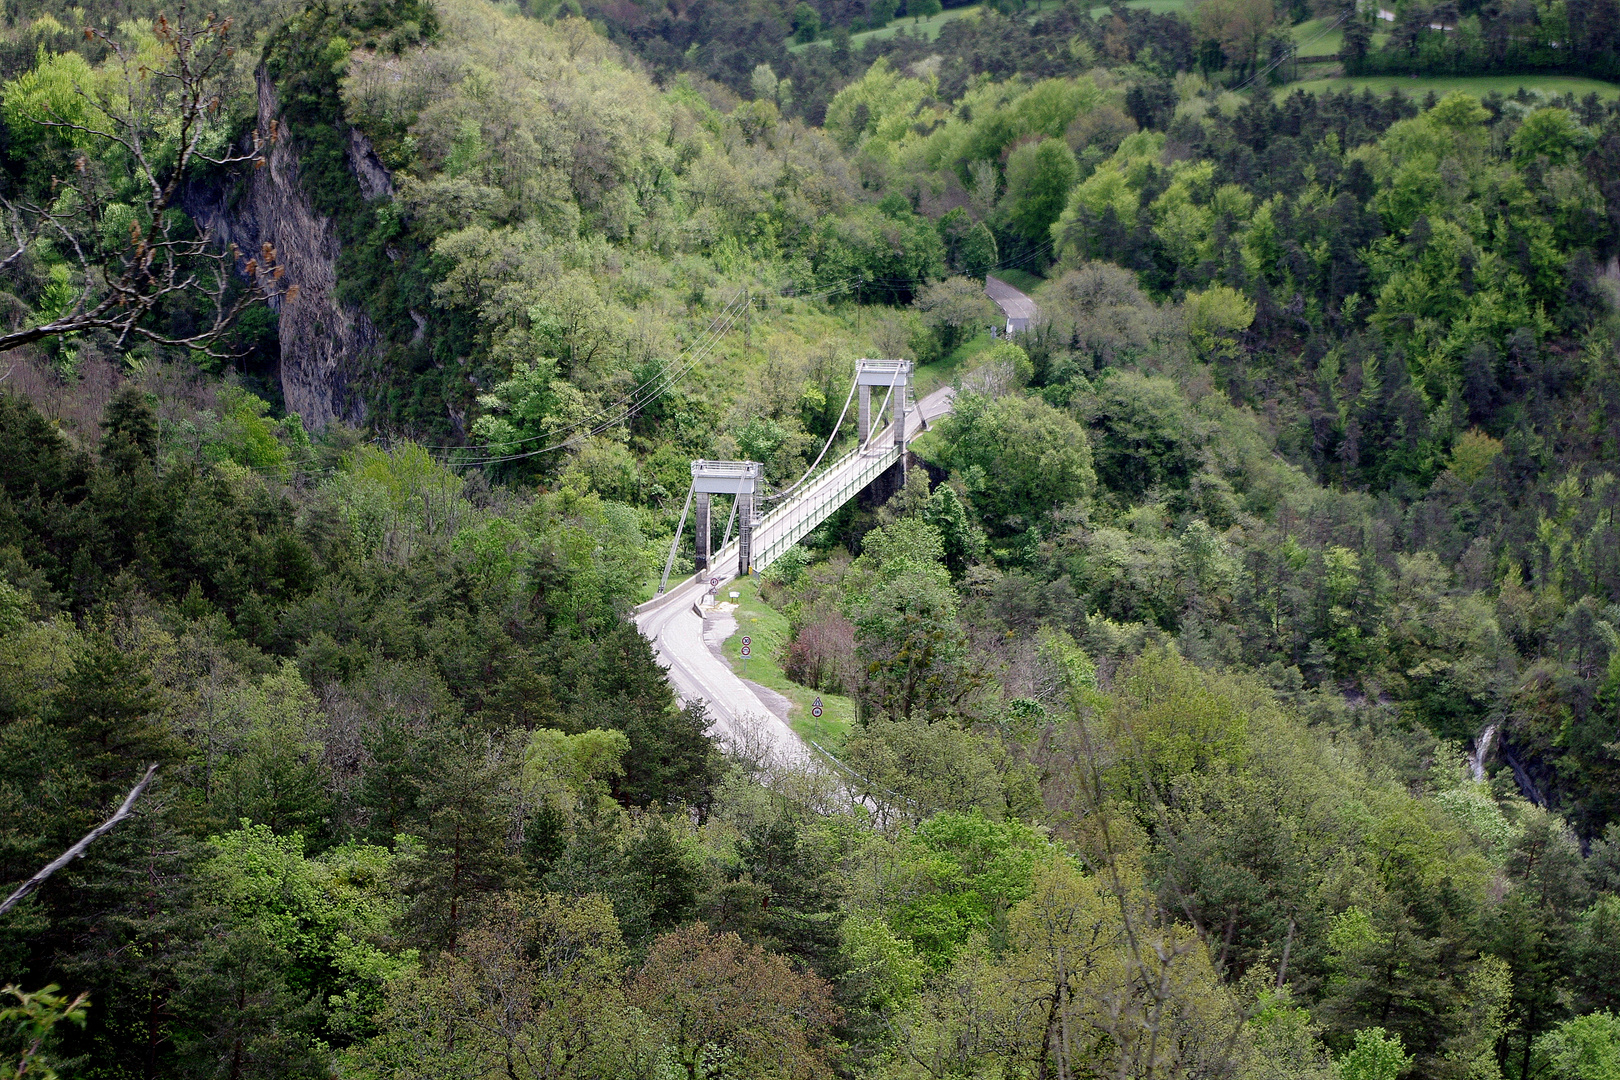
656 460 765 596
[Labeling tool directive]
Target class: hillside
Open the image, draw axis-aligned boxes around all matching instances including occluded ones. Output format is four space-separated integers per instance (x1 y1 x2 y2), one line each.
2 0 1620 1078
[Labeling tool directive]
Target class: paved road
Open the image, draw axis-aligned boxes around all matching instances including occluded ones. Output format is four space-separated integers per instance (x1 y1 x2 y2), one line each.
633 385 955 764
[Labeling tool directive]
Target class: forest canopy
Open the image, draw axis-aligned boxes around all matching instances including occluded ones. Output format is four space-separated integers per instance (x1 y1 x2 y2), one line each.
1 0 1620 1078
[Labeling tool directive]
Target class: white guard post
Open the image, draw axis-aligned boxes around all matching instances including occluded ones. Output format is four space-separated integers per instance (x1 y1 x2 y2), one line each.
691 460 765 578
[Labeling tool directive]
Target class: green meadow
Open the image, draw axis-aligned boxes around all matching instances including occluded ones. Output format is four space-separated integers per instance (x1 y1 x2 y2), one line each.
1281 72 1620 100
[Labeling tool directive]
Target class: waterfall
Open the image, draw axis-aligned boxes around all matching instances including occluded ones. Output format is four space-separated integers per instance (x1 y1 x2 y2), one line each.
1468 720 1498 783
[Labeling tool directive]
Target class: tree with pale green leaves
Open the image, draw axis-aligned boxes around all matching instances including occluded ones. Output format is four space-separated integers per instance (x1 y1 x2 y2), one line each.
1537 1013 1620 1080
1338 1028 1413 1080
999 138 1078 249
913 277 999 356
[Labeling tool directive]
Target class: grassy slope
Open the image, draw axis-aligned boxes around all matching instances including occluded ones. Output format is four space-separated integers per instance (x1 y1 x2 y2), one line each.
789 5 981 53
789 0 1069 54
907 425 949 468
991 267 1045 294
1283 72 1620 99
719 576 855 749
1088 0 1188 16
1291 17 1345 57
710 295 867 390
913 330 995 397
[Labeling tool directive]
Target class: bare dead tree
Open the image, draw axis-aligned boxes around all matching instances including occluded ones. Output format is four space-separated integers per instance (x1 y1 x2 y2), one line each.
0 7 293 358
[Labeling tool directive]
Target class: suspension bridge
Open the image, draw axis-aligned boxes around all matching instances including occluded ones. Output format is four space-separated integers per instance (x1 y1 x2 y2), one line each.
633 360 956 764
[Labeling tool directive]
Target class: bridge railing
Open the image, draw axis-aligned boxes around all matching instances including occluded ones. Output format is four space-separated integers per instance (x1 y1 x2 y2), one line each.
750 442 900 571
637 400 930 615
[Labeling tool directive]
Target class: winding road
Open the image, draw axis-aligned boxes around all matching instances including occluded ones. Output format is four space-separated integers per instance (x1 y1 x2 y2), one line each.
633 385 956 764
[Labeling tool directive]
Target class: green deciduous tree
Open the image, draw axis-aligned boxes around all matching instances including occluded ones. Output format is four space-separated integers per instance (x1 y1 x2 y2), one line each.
793 3 821 43
998 137 1079 250
353 892 650 1080
1037 261 1164 375
847 520 982 724
0 13 290 356
213 664 333 840
853 566 978 725
1185 285 1256 371
938 391 1096 535
0 984 87 1080
923 484 979 580
1509 109 1593 168
1536 1012 1620 1080
1195 0 1277 73
912 276 998 357
1337 1028 1412 1080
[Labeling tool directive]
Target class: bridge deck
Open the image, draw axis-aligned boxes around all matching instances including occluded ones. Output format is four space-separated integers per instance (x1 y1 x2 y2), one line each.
632 385 954 765
750 443 900 571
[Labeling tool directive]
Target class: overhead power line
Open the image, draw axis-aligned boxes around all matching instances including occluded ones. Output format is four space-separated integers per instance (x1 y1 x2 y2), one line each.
396 235 1059 466
407 289 750 454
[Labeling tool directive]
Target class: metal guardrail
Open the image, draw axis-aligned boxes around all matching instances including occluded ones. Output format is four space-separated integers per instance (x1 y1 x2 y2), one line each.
636 415 913 617
750 442 901 571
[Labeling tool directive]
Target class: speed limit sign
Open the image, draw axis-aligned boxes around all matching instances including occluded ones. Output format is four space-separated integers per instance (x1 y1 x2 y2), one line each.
811 696 823 718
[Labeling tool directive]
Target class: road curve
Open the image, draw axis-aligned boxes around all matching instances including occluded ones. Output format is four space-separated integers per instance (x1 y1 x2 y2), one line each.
634 385 956 764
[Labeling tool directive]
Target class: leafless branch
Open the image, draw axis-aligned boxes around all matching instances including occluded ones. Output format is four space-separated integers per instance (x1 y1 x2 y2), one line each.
0 765 159 917
0 6 290 359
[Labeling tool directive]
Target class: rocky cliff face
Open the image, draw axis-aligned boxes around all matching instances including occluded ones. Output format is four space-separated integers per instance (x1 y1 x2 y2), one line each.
194 70 380 428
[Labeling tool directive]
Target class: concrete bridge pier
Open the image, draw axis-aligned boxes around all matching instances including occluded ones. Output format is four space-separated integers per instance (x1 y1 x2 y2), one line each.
736 493 754 578
690 460 765 576
856 359 911 499
693 493 711 571
856 358 910 449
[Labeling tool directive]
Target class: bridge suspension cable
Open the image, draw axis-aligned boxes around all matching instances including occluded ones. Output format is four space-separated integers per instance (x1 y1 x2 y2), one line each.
861 361 905 452
761 373 859 504
448 298 749 467
409 289 749 455
764 356 912 504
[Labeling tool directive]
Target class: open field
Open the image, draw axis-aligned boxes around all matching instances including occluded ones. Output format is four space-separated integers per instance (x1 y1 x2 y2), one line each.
1281 73 1620 99
1088 0 1187 16
789 4 979 52
790 0 1071 53
1291 16 1345 57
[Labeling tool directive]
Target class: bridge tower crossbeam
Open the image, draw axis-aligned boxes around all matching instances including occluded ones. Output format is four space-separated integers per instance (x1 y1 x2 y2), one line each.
655 460 765 596
856 358 912 470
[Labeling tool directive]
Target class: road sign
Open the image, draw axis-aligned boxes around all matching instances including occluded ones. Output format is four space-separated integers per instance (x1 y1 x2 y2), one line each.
811 697 822 718
740 644 751 657
741 636 751 646
729 591 739 598
710 577 718 587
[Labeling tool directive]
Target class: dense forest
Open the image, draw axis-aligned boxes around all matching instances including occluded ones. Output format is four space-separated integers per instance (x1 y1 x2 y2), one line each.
2 0 1620 1077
